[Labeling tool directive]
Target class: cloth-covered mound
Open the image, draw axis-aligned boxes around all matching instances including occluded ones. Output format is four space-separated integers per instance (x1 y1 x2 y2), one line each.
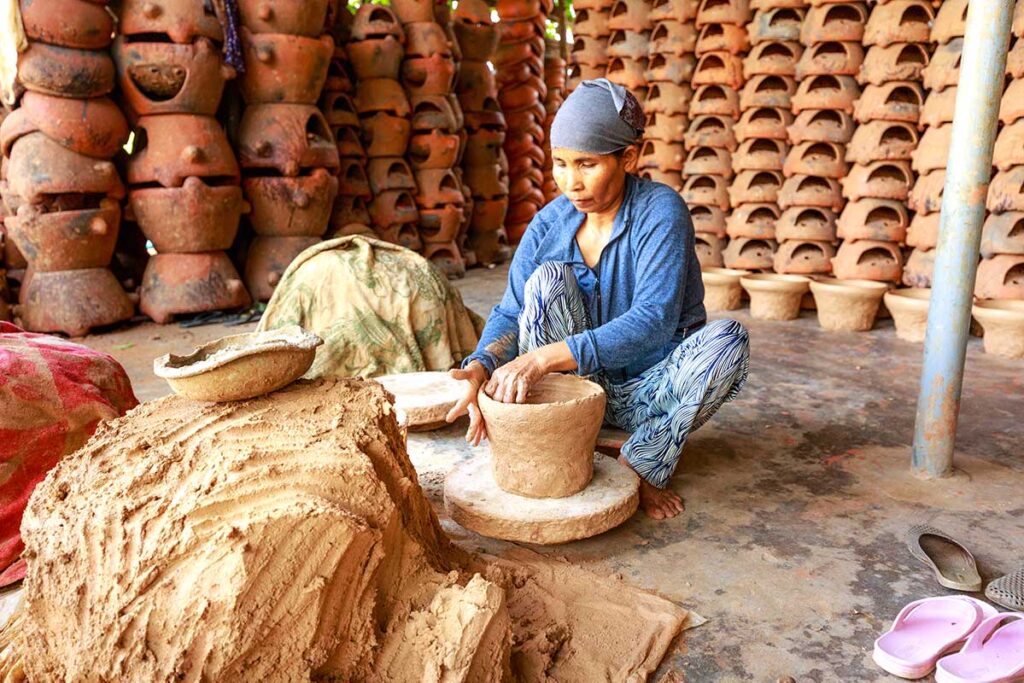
258 236 484 378
0 322 136 586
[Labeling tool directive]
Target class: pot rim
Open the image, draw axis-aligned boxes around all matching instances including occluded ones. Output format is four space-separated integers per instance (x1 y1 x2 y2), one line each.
477 373 605 411
740 272 811 292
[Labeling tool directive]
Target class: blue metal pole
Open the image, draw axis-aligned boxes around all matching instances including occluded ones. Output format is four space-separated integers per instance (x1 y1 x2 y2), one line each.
912 0 1013 477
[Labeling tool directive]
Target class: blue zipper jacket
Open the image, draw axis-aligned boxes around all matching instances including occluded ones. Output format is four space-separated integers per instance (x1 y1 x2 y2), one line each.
466 175 706 383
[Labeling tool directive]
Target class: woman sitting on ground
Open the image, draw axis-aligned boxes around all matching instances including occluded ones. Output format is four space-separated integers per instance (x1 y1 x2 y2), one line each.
446 79 750 520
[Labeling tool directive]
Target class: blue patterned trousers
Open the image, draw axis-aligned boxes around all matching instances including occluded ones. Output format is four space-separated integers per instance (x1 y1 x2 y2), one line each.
518 262 750 489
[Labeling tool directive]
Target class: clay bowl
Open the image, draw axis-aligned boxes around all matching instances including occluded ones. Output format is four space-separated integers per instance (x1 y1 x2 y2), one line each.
740 273 811 321
479 373 606 499
809 279 890 332
972 300 1024 359
154 325 323 402
701 266 747 311
884 288 931 343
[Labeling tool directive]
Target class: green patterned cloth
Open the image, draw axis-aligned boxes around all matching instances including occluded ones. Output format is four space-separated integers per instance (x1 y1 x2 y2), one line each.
258 236 484 378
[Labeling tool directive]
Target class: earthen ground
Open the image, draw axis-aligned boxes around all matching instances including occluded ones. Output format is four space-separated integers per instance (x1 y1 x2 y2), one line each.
16 262 1024 682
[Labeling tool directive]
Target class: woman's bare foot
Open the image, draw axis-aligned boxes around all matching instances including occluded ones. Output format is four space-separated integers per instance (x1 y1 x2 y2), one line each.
617 456 684 520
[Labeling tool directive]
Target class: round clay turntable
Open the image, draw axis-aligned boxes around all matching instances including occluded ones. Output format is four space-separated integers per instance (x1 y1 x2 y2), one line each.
375 371 468 431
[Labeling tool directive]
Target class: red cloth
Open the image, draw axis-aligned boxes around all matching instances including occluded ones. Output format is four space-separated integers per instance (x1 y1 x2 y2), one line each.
0 322 137 586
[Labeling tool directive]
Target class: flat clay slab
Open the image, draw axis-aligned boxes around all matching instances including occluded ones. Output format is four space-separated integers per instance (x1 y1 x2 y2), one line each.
375 371 468 431
444 453 640 545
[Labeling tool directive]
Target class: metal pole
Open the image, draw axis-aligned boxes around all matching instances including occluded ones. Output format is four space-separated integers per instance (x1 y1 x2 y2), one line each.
911 0 1013 478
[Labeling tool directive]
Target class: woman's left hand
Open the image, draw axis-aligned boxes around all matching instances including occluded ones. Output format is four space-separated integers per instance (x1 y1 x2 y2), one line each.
484 351 549 404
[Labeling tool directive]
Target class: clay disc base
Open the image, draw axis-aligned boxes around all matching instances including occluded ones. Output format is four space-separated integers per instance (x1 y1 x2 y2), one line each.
444 453 640 545
375 372 467 431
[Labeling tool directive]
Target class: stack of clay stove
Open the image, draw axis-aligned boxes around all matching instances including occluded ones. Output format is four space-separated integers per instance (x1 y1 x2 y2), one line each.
496 0 551 242
235 0 338 302
680 0 750 268
638 0 695 189
542 39 567 203
1 0 134 335
605 0 652 104
455 0 513 266
980 4 1024 301
569 0 611 91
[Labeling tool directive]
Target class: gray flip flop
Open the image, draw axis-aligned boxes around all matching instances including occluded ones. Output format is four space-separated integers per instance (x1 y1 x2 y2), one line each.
907 525 983 592
986 566 1024 610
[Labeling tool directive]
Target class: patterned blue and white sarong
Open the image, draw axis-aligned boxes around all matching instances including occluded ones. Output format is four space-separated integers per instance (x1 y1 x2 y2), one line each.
518 262 750 489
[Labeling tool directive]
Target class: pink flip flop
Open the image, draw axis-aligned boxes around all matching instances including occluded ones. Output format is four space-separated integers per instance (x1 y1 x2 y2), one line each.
873 596 999 679
936 612 1024 683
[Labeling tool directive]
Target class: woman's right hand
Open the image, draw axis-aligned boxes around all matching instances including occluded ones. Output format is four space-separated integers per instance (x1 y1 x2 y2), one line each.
445 362 489 446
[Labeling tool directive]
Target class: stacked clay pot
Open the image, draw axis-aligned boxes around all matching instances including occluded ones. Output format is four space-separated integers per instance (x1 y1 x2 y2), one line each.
605 0 654 103
542 39 567 204
495 0 552 242
1 0 134 335
0 107 26 307
236 0 339 302
570 0 612 91
780 2 864 279
456 0 513 266
979 8 1024 302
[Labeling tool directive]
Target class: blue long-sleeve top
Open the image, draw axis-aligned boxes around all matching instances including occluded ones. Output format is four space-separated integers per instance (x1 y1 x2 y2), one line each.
465 175 707 383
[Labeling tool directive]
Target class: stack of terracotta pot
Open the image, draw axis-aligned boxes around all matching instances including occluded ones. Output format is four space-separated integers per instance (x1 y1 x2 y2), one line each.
569 0 612 92
979 9 1024 301
639 0 695 191
542 39 567 203
495 0 551 242
0 106 24 310
0 0 134 335
605 0 652 103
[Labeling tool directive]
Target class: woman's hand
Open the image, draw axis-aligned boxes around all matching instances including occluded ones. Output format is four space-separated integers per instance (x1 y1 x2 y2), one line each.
445 362 489 446
484 350 549 404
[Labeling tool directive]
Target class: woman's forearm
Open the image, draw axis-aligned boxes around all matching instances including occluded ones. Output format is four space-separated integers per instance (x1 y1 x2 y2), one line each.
536 341 578 373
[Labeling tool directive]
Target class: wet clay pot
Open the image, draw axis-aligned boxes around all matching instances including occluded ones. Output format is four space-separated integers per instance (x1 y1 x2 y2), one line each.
701 267 747 311
243 169 338 237
837 198 908 243
240 30 333 105
129 177 247 252
128 114 239 188
695 232 726 267
21 0 114 49
6 200 119 271
113 37 234 117
809 279 888 332
346 37 404 81
479 373 606 499
244 236 319 301
0 92 128 160
401 54 458 97
238 0 330 36
740 273 810 321
119 0 223 43
973 300 1024 359
237 105 339 176
359 113 411 157
16 267 133 336
831 239 903 283
140 252 250 323
974 254 1024 300
8 133 124 204
776 206 837 242
884 288 930 343
405 22 453 58
454 23 499 63
16 42 115 98
724 237 778 270
856 82 925 125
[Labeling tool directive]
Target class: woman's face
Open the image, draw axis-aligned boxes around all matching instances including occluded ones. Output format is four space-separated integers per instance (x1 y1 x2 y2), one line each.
551 146 637 214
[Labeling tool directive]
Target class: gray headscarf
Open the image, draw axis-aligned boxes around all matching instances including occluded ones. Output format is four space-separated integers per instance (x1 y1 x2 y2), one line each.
549 78 645 155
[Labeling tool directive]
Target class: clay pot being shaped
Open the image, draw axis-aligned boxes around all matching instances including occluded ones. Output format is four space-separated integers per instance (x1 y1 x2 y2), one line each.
359 113 411 158
800 3 868 44
129 177 247 251
645 53 697 84
809 278 888 331
906 212 939 250
415 169 465 208
7 200 119 271
128 114 240 187
351 4 405 41
243 169 338 237
744 40 801 77
681 174 730 210
112 37 234 117
355 78 411 117
728 170 783 205
696 0 753 27
857 43 929 87
972 300 1024 359
981 212 1024 258
408 129 460 169
837 198 908 243
922 39 963 92
644 112 687 142
740 273 810 321
727 203 778 239
884 288 930 343
17 267 133 336
684 146 733 178
748 7 804 44
691 204 727 236
974 254 1024 300
739 74 797 109
244 236 319 302
911 123 952 174
702 267 747 311
732 138 788 173
724 236 777 270
238 0 330 36
776 206 837 242
792 74 861 114
692 84 741 117
787 109 855 144
237 105 339 176
694 232 726 268
841 161 913 202
401 54 458 97
696 23 751 55
16 42 115 98
684 115 737 151
692 52 745 89
8 133 124 204
0 92 128 160
480 373 606 498
783 141 847 179
846 121 918 164
931 0 968 44
856 82 925 125
119 0 223 43
794 40 863 79
240 30 333 105
773 240 835 275
988 167 1024 214
863 0 933 46
909 169 946 214
831 239 903 283
21 0 114 49
734 107 792 141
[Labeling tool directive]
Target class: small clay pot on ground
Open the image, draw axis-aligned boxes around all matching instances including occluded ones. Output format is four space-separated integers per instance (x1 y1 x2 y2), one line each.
701 267 747 312
740 273 810 321
809 279 889 332
883 288 930 343
972 300 1024 359
478 373 606 499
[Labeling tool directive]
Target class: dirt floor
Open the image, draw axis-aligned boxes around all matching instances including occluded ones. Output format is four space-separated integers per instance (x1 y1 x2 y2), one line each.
37 263 1024 681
